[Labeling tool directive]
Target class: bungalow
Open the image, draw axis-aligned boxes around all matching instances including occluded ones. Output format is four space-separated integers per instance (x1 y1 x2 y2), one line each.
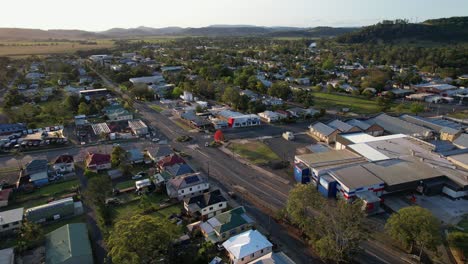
0 207 24 235
199 206 254 243
309 122 340 144
327 119 361 133
52 155 75 175
128 120 148 136
85 153 111 172
346 119 384 136
145 145 173 163
45 223 93 264
127 149 144 164
258 111 282 123
157 154 186 171
165 163 194 177
222 230 273 264
166 172 210 200
21 159 49 187
184 189 227 219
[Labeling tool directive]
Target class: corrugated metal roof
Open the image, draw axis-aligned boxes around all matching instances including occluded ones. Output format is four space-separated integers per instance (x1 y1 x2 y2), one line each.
310 122 337 136
328 119 354 132
349 143 390 161
366 113 432 137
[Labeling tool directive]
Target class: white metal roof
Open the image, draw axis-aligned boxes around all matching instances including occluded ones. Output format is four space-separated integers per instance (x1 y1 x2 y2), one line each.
341 133 407 144
348 143 390 162
222 230 273 260
0 207 24 225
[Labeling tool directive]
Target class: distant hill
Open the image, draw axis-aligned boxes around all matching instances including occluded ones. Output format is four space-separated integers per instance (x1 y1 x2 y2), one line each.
0 25 358 40
336 16 468 43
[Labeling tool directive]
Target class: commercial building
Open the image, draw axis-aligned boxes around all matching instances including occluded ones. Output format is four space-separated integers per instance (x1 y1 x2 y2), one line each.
365 113 433 139
308 122 340 144
217 110 261 128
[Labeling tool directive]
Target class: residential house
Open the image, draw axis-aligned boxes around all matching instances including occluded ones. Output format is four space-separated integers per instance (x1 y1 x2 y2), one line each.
129 75 165 85
262 97 283 106
25 197 83 224
184 189 227 219
127 149 144 164
346 119 384 136
128 119 148 136
0 207 24 234
0 189 12 207
309 122 340 144
258 111 282 123
240 90 259 101
85 153 111 172
145 145 173 163
165 163 194 177
327 119 361 133
45 223 93 264
222 230 273 264
21 159 49 187
247 252 296 264
199 206 254 243
287 107 318 118
53 155 75 177
104 105 133 121
157 154 186 171
166 173 210 200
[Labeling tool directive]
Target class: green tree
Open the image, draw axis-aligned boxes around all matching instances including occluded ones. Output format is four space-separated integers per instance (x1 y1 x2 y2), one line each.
313 200 367 262
107 214 177 264
78 102 90 115
410 103 425 115
286 184 324 230
16 221 44 252
269 81 291 100
84 175 112 206
385 206 441 256
111 146 126 167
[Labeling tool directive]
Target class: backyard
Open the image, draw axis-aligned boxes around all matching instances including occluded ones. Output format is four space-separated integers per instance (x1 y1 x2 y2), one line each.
228 140 281 165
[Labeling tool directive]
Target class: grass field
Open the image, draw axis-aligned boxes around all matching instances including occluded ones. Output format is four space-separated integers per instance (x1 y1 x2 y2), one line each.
0 39 114 57
228 140 280 165
312 92 383 114
13 179 80 209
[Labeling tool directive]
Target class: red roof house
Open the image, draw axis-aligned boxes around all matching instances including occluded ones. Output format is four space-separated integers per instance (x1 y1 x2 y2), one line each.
85 153 111 172
157 154 185 170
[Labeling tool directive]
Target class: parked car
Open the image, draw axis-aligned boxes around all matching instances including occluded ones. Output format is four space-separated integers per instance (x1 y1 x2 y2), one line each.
152 138 160 142
132 174 143 180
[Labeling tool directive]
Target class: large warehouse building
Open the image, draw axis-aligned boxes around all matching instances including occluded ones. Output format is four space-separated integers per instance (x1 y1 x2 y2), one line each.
295 133 468 204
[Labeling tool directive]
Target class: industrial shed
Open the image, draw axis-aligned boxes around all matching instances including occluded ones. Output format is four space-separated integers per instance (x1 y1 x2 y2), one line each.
365 113 433 139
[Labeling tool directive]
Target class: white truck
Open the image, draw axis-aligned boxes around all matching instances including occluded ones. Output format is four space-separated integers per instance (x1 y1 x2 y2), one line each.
282 131 295 141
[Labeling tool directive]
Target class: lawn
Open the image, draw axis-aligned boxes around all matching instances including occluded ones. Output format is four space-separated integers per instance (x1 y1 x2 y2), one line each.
150 104 165 112
312 92 383 114
42 214 88 234
447 110 468 120
173 119 193 131
228 140 281 165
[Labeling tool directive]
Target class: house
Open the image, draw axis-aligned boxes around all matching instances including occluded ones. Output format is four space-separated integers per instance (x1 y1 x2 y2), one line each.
157 154 186 170
45 223 93 264
25 197 83 224
85 153 111 172
199 207 254 243
127 149 144 164
240 90 259 101
0 207 24 234
262 97 283 106
0 189 13 207
294 78 310 86
145 145 173 163
248 252 296 264
53 155 75 174
79 88 109 100
166 173 210 200
327 119 361 133
129 75 165 85
287 107 318 118
346 119 384 136
21 159 49 187
258 111 282 123
165 163 194 177
104 105 133 121
184 189 227 219
308 122 340 144
222 230 273 264
0 248 14 264
128 119 148 136
181 91 194 102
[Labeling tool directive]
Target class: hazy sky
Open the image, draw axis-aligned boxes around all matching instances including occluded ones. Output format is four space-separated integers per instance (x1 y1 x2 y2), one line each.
2 0 467 31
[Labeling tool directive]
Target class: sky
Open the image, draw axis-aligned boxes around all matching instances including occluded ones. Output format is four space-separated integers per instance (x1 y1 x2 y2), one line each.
1 0 467 31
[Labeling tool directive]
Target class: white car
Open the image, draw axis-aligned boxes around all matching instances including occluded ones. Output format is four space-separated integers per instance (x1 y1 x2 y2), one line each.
152 138 160 142
132 174 143 180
